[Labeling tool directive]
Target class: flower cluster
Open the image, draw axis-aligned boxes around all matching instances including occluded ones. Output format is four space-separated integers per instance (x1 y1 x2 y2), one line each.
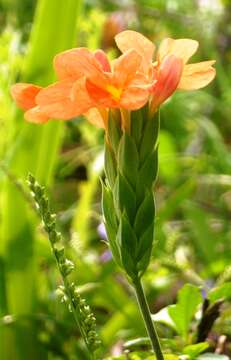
11 31 215 129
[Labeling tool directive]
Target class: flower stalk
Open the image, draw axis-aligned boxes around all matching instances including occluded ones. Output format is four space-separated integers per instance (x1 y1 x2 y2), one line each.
27 174 100 359
133 276 164 360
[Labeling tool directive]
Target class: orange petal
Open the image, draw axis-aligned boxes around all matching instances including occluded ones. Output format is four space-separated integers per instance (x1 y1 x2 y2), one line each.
150 55 183 112
120 85 149 110
112 49 142 87
11 83 42 110
37 78 93 119
24 106 49 123
129 71 153 87
94 50 111 72
54 47 106 83
85 79 115 107
158 38 199 64
115 30 155 64
84 107 108 128
178 60 216 90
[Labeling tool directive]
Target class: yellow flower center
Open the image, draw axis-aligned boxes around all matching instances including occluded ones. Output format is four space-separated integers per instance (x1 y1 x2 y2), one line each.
106 85 122 101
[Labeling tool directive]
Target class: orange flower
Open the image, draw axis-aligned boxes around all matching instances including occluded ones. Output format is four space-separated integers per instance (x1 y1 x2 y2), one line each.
10 83 49 123
115 31 216 112
37 48 150 116
11 75 94 124
11 31 216 127
11 47 150 128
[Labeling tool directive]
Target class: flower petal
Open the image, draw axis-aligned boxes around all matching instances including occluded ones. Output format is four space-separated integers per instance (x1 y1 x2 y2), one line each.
85 79 116 107
94 50 111 72
112 49 142 87
150 55 183 112
84 107 108 128
54 47 106 83
158 38 199 64
178 60 216 90
115 30 155 64
37 78 93 119
120 85 149 110
11 83 42 110
24 106 49 123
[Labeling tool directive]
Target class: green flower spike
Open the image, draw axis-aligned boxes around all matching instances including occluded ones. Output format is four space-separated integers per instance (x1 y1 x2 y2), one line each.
28 174 100 359
102 108 164 360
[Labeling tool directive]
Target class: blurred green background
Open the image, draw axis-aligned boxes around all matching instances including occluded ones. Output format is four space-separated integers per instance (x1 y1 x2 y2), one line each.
0 0 231 359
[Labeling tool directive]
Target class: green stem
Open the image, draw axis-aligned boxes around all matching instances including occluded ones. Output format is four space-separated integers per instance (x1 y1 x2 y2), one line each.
133 277 164 360
62 278 94 360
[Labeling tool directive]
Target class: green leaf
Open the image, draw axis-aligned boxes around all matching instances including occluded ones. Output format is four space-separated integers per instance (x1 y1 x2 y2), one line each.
168 284 202 340
134 191 155 238
139 113 159 164
120 241 137 278
113 173 136 222
107 110 122 154
140 147 158 186
208 282 231 303
117 132 139 188
183 343 209 359
136 222 155 274
101 184 121 265
131 109 144 147
105 222 121 267
137 248 152 276
136 148 158 204
136 221 154 260
119 213 137 252
104 143 117 188
102 184 118 231
152 307 176 330
117 213 137 277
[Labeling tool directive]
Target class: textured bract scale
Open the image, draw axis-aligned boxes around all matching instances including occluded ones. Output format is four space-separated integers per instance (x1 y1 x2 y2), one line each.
103 108 159 279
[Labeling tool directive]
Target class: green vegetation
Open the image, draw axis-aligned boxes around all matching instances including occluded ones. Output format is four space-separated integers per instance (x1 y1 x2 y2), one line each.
0 1 231 359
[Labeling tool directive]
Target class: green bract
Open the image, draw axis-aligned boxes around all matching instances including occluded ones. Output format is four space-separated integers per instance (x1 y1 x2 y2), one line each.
102 109 159 279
